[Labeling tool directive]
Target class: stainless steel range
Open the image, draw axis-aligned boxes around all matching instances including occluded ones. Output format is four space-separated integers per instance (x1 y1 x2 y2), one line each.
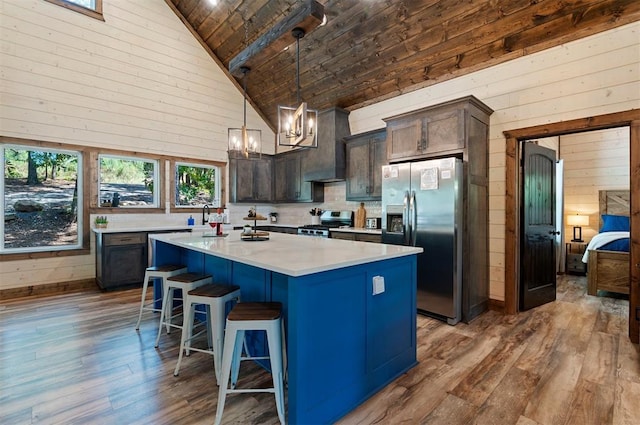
297 210 354 237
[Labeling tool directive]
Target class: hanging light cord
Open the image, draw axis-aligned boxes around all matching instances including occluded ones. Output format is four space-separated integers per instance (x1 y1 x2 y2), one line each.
242 69 248 127
296 33 301 105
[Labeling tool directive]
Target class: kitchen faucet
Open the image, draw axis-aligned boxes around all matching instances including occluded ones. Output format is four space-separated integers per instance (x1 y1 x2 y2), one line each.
202 204 210 225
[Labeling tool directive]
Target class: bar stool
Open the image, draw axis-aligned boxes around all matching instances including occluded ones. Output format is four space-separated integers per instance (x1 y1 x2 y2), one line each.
215 302 287 425
173 283 241 382
154 273 212 348
135 265 187 330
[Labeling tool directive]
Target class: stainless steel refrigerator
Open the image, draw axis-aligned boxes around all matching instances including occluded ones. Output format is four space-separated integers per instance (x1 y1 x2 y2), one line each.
381 158 462 325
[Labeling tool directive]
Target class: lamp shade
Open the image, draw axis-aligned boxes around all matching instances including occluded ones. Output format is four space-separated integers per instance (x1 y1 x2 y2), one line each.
567 214 589 227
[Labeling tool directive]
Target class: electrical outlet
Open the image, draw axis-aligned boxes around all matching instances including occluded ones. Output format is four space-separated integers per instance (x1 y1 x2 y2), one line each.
373 276 385 295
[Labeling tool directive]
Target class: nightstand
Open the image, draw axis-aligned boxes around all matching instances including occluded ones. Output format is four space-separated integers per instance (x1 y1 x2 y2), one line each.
566 242 587 275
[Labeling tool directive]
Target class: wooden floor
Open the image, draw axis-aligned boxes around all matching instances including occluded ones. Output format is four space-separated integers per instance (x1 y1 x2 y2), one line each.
1 275 638 425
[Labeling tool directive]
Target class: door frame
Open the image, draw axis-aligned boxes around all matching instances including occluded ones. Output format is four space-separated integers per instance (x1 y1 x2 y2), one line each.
503 109 640 343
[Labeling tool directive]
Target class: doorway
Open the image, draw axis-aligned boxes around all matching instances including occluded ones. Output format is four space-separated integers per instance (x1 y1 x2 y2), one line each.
503 110 640 343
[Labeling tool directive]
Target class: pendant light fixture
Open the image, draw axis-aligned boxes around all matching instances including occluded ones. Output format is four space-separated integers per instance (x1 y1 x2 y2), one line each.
277 28 318 148
228 66 262 159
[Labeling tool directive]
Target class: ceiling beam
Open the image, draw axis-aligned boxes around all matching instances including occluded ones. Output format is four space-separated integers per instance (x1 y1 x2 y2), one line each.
228 0 324 77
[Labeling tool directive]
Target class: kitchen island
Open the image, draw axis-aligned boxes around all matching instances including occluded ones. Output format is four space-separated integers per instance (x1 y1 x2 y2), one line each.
150 231 422 424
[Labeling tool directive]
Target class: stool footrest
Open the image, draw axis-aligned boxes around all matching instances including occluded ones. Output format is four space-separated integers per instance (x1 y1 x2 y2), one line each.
226 388 276 394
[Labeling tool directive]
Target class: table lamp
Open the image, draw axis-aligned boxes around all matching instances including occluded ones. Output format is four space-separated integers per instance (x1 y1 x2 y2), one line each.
567 214 589 242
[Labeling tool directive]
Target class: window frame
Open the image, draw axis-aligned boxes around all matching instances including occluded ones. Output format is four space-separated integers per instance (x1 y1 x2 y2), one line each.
0 137 224 261
1 142 87 256
44 0 104 21
97 154 161 210
171 160 224 212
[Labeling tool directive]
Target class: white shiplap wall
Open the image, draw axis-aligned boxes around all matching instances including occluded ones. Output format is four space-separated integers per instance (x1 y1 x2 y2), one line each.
0 0 274 290
348 21 640 301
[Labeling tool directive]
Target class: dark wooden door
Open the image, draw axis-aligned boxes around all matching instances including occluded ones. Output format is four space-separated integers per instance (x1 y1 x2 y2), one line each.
520 142 557 311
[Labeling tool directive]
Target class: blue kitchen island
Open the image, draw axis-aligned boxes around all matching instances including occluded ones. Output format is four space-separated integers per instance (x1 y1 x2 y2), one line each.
149 231 422 424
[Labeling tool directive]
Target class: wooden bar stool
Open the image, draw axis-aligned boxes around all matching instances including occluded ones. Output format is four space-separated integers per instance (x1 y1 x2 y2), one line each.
173 283 241 383
215 302 287 425
154 273 212 348
135 265 187 330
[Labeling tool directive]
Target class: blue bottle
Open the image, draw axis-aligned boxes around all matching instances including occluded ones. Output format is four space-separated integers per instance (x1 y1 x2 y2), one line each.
187 215 195 226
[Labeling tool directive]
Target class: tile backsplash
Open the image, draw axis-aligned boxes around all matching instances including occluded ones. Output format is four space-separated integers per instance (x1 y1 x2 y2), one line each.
91 182 381 229
227 182 381 226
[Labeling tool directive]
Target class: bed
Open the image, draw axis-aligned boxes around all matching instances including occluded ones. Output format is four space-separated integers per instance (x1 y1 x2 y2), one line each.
584 190 630 296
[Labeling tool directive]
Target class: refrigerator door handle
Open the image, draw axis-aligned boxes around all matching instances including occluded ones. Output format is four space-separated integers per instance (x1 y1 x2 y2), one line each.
403 191 410 245
410 191 417 246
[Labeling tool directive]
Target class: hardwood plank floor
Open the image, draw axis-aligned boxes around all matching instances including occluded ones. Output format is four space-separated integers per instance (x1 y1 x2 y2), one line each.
1 275 637 425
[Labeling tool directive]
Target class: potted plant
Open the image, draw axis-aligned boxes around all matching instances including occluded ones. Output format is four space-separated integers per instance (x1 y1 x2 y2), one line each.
309 208 322 225
94 216 108 228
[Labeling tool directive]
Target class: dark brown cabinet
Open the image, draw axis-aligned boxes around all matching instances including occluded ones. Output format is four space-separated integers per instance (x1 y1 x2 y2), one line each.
229 155 273 203
96 232 147 290
345 129 387 201
566 242 587 274
303 107 351 182
330 231 381 243
384 95 493 323
386 105 465 162
274 151 323 203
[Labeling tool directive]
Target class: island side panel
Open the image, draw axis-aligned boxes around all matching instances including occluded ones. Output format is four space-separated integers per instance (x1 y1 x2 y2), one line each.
152 241 206 308
366 255 417 385
280 256 417 424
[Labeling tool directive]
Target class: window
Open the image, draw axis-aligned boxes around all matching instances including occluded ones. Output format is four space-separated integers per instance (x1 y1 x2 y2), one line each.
99 155 159 208
175 162 221 207
45 0 104 21
1 145 83 253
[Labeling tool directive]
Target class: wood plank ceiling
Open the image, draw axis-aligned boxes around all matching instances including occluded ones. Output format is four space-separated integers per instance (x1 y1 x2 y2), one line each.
168 0 640 130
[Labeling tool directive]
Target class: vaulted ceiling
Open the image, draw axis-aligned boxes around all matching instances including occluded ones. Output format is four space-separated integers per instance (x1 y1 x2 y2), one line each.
167 0 640 130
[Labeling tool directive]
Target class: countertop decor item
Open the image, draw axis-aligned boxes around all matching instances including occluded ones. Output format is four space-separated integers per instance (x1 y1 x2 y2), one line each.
309 208 322 225
355 203 366 228
242 214 269 241
94 216 108 228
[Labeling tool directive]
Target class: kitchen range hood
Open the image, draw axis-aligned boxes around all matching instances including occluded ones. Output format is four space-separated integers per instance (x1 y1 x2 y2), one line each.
303 107 351 182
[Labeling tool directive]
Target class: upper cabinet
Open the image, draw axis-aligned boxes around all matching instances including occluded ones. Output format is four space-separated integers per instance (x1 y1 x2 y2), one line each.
228 155 274 203
303 107 351 182
384 96 491 163
274 151 324 203
345 129 387 201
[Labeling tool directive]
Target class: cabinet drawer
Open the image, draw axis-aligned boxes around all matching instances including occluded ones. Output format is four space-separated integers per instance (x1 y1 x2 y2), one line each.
331 232 356 241
104 232 146 246
566 253 586 273
356 234 381 243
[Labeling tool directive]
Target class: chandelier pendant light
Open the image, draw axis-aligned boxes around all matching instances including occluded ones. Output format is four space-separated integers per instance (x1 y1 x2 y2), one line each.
277 28 318 148
228 66 262 159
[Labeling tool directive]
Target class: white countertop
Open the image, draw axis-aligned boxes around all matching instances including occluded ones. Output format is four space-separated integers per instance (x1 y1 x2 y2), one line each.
91 224 234 234
150 230 421 277
330 227 382 235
